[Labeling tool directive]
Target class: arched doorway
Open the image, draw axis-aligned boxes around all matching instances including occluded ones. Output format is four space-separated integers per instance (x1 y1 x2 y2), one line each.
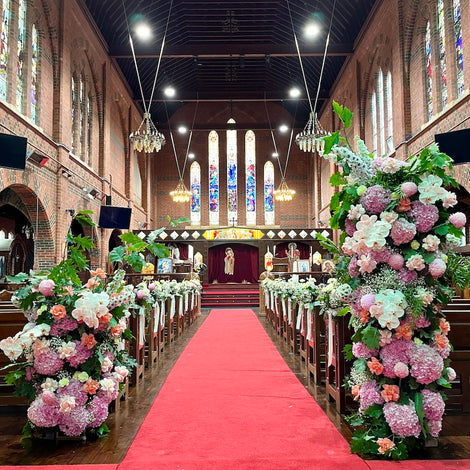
208 243 259 284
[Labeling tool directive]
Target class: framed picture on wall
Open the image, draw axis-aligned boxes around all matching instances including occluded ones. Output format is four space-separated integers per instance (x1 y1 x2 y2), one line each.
298 260 310 273
157 258 173 274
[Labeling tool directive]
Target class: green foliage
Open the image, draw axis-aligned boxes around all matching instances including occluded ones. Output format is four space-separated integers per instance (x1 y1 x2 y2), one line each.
315 233 342 255
343 343 354 361
445 252 470 289
329 172 347 187
96 423 110 437
361 325 381 349
323 131 340 155
333 101 353 129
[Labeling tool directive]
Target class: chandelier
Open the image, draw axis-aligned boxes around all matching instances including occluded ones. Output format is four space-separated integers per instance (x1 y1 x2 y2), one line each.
170 178 191 202
129 112 166 153
295 111 328 154
274 177 295 202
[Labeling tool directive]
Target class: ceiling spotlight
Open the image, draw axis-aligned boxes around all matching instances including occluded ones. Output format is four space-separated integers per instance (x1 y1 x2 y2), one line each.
135 23 152 41
289 87 301 98
279 124 289 133
178 126 188 134
188 153 195 159
164 86 176 98
305 22 320 38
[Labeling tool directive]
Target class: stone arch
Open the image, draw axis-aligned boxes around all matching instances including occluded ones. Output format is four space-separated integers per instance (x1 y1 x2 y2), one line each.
0 184 54 271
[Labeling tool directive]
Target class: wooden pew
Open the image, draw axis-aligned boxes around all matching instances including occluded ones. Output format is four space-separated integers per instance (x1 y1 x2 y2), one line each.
307 305 325 385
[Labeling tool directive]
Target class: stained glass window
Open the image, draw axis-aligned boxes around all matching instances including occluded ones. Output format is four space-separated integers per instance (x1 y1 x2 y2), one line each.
438 0 447 109
31 24 38 123
371 91 377 156
86 95 92 164
264 161 274 225
426 21 433 120
208 130 219 225
190 161 201 225
71 75 76 151
79 72 85 159
386 71 394 153
377 69 385 156
0 0 11 101
227 118 237 225
16 0 25 112
454 0 464 97
245 130 256 226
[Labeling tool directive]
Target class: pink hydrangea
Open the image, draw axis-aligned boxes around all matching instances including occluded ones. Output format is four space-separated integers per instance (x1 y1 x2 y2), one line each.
429 258 446 279
50 317 79 336
360 185 392 214
371 249 391 264
383 402 421 437
388 253 404 270
379 339 415 378
428 419 442 438
421 389 445 422
59 407 90 436
390 218 416 245
38 279 55 296
360 294 376 311
410 201 439 233
57 379 88 407
352 341 378 359
359 380 384 413
413 315 431 328
401 181 418 197
34 349 64 375
27 397 61 428
393 362 409 378
68 341 94 367
410 344 444 384
88 396 109 428
398 268 418 284
348 256 359 277
345 218 356 236
97 377 119 404
449 212 467 228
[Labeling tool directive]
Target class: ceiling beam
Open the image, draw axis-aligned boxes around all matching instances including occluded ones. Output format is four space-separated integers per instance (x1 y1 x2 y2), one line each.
110 43 353 59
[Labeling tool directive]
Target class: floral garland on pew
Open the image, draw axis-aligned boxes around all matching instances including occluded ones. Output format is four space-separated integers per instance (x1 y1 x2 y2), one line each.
0 214 190 440
317 103 470 459
261 277 319 311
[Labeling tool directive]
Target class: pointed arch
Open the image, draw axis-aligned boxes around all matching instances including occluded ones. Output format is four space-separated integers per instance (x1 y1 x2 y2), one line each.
245 130 256 226
227 118 237 224
425 20 433 120
208 130 219 225
453 0 464 97
264 161 274 225
31 23 38 123
190 161 201 225
0 0 11 101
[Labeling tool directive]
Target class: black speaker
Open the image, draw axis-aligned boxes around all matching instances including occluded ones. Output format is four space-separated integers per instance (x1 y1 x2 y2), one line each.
0 133 27 170
98 206 132 229
435 129 470 165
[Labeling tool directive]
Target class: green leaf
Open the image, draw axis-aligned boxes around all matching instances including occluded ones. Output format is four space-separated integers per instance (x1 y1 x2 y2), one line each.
437 377 451 388
126 252 145 272
333 101 353 129
315 233 342 255
329 191 342 211
434 224 449 236
148 243 170 259
344 343 354 361
329 172 347 187
336 306 350 317
414 391 427 438
323 131 340 155
109 246 126 263
6 272 29 283
169 216 190 227
329 208 346 230
422 252 435 264
361 325 381 349
96 423 110 437
120 232 147 247
364 403 383 419
353 358 367 374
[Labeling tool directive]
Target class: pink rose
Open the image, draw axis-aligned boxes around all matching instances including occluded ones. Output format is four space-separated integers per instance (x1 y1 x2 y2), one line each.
394 362 409 378
388 253 404 270
39 279 55 297
429 258 446 278
360 294 376 311
41 390 56 406
148 283 156 291
401 181 418 197
447 367 456 382
449 212 467 228
136 289 146 300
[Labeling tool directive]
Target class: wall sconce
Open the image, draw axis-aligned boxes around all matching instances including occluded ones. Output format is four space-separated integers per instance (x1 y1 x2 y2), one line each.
61 169 72 178
82 187 99 199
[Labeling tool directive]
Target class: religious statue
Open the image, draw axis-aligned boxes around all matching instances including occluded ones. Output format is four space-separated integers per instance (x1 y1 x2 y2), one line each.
264 248 273 272
224 247 235 275
286 242 300 272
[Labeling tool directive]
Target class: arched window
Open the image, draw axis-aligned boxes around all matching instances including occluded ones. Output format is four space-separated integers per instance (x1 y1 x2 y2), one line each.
264 161 274 225
425 21 433 120
227 118 237 225
385 71 394 153
190 161 201 225
31 23 38 123
71 74 77 152
454 0 464 97
86 95 92 164
79 72 85 159
377 69 385 156
16 0 26 112
208 130 219 225
0 0 11 101
438 0 447 109
245 130 256 226
371 91 377 156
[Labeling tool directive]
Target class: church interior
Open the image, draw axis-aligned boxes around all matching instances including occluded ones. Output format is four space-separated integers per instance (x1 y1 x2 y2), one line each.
0 0 469 467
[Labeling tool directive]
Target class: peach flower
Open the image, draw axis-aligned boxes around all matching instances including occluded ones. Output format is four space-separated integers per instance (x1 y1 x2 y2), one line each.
395 323 413 341
359 309 370 324
86 278 101 290
396 197 411 213
83 377 100 395
81 333 97 349
50 304 67 320
434 333 449 350
352 385 361 401
381 384 400 402
439 318 450 335
367 357 384 375
377 437 395 454
90 268 107 280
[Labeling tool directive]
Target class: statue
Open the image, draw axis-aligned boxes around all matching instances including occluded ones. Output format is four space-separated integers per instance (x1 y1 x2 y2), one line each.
224 247 235 275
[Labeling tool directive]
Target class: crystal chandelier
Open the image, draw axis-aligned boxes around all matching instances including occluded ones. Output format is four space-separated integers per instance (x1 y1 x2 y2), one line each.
130 112 166 153
170 178 191 202
274 177 295 202
295 111 328 154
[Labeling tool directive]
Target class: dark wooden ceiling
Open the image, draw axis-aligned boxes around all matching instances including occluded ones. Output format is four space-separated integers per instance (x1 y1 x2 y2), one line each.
81 0 378 125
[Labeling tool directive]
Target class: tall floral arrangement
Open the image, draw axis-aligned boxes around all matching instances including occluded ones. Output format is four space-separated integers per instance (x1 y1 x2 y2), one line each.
318 103 470 459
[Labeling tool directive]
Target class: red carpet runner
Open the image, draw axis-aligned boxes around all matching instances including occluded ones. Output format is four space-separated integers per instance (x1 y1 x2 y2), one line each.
120 308 369 469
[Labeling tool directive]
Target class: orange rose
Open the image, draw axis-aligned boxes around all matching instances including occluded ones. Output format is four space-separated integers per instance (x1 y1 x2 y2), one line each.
81 333 97 349
359 309 370 324
98 311 113 324
439 318 450 335
395 323 413 341
377 437 395 454
86 278 100 290
396 196 411 213
367 357 384 375
50 304 67 320
83 377 100 395
434 333 449 350
352 385 361 401
381 384 400 402
90 268 107 280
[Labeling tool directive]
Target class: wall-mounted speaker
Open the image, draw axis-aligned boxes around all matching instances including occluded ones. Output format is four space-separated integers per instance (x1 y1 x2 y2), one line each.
98 206 132 229
435 129 470 165
0 133 27 170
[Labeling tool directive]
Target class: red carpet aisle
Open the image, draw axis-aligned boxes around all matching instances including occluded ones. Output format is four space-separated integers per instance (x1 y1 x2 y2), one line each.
119 308 369 470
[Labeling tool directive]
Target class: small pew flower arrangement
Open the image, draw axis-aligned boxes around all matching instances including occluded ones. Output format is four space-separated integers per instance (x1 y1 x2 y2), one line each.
317 102 470 459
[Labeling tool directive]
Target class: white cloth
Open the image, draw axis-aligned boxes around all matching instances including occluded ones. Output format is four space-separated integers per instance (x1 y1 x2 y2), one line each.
328 312 334 367
306 307 313 341
296 303 304 331
170 296 176 319
153 303 160 333
138 307 146 347
287 300 292 324
160 300 166 327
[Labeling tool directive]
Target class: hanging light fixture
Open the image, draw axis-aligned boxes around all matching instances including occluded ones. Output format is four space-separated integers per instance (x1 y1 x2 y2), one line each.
274 177 296 201
166 100 199 202
286 0 335 153
123 0 174 154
